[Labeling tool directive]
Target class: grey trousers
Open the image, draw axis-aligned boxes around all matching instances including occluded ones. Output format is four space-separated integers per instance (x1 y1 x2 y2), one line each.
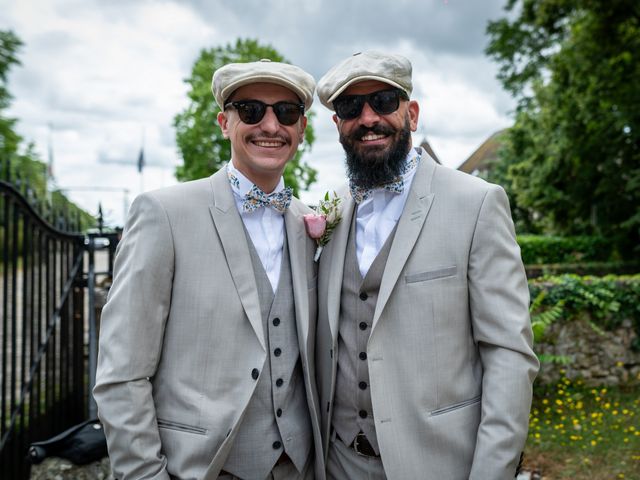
326 434 386 480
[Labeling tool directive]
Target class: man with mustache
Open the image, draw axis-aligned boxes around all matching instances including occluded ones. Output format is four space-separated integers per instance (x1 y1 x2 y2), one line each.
314 51 539 479
94 60 324 480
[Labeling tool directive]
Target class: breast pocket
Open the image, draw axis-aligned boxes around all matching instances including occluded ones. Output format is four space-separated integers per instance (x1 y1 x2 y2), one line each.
405 265 457 284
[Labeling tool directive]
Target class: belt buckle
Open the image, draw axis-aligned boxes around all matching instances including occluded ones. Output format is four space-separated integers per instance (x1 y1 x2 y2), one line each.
353 432 371 457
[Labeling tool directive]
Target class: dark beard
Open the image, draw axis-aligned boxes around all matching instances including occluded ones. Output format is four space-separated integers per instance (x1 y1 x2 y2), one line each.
340 117 412 189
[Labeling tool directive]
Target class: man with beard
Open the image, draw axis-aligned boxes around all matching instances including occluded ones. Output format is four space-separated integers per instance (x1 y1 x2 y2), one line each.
94 60 325 480
314 51 539 479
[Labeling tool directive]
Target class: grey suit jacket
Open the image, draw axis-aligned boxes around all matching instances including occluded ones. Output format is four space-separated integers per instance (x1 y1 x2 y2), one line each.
316 150 539 480
94 168 324 480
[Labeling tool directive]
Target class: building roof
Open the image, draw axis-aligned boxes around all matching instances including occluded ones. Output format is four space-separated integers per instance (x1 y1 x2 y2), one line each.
457 129 508 174
419 138 440 164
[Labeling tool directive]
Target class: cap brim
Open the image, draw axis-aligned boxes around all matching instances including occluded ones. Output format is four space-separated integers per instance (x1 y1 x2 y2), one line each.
223 75 312 110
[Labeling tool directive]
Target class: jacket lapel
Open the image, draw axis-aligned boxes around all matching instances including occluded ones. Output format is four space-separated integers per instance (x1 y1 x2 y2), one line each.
208 169 265 350
372 152 436 332
285 202 310 354
322 190 355 342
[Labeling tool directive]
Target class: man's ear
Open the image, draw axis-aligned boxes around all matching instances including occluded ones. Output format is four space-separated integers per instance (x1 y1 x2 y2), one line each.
299 115 308 143
408 100 419 132
217 111 230 139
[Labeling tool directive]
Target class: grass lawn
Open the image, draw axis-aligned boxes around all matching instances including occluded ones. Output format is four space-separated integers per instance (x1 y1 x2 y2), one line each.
523 374 640 479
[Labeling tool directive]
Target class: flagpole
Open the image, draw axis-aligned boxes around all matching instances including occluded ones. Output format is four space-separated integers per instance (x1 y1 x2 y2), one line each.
138 127 145 194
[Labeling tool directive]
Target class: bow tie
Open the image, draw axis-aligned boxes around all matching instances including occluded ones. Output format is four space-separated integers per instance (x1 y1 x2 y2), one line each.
348 152 421 204
242 184 292 213
349 178 404 204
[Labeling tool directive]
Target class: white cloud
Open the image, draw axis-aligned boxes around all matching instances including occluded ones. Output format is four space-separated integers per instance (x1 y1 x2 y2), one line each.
2 0 516 225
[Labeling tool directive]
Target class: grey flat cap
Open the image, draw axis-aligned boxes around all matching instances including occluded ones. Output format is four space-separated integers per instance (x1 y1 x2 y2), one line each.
212 59 316 111
317 51 413 110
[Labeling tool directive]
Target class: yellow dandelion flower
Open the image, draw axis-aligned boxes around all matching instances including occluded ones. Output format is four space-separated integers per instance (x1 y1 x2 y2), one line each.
591 440 597 446
542 399 549 405
556 399 563 406
613 410 619 415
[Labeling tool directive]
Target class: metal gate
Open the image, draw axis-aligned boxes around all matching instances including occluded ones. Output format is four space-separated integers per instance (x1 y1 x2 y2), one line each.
0 163 104 479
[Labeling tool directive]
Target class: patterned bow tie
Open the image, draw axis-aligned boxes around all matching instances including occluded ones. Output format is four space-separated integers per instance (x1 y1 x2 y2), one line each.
349 153 420 204
349 178 404 204
242 184 293 213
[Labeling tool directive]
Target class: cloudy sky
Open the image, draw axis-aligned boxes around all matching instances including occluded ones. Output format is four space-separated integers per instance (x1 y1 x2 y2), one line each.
1 0 515 226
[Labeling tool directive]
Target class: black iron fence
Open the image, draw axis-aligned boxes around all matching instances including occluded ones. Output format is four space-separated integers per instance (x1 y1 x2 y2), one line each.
0 160 117 479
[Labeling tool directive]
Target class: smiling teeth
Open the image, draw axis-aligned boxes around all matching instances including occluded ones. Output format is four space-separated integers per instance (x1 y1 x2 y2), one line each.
362 134 385 141
255 141 283 147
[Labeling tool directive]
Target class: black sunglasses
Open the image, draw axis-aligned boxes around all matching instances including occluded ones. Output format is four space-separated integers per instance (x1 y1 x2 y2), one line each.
333 88 409 120
224 100 305 126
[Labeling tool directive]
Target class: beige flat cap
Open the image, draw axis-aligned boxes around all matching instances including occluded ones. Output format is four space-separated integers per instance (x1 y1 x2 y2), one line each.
317 51 413 110
212 59 316 111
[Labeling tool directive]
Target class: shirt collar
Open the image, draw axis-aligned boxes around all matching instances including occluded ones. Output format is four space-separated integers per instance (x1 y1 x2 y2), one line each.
226 160 286 200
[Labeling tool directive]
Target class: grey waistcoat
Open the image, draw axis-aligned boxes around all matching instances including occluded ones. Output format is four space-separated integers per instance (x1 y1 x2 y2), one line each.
223 233 312 479
332 214 396 455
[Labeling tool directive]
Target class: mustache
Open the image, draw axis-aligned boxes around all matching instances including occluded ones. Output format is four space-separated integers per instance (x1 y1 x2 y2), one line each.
347 124 396 141
247 133 290 144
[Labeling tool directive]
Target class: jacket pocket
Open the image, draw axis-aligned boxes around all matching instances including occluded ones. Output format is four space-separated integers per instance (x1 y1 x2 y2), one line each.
429 395 481 417
405 265 457 284
157 418 208 435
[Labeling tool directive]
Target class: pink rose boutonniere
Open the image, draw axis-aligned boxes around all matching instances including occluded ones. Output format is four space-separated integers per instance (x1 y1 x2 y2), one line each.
303 191 342 262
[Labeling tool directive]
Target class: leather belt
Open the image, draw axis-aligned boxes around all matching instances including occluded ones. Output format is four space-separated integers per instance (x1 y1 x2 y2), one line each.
350 432 379 457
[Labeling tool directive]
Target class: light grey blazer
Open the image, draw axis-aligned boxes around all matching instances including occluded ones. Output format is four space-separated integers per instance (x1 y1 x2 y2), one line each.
93 168 324 480
316 150 539 480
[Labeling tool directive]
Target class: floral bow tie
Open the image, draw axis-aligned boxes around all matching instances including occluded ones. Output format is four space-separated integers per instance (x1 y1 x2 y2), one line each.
242 184 293 213
349 178 404 204
348 153 420 204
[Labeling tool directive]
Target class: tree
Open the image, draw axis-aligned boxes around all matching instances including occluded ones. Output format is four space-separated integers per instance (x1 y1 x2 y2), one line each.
0 30 95 230
0 30 23 159
486 1 640 256
174 38 317 196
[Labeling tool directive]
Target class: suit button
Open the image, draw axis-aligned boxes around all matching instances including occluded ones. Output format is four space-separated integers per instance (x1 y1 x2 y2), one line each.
359 410 368 419
276 378 284 387
272 441 282 449
274 348 282 357
359 381 367 390
273 317 281 326
359 322 368 330
251 368 259 380
359 352 367 360
276 408 282 417
359 292 368 301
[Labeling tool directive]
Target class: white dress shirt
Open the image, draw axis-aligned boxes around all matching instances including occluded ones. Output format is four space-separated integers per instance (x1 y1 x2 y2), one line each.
356 148 420 277
227 161 285 291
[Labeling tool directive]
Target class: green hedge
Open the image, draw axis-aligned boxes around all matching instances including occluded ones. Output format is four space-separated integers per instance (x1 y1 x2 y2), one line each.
517 235 613 265
525 261 640 278
529 274 640 349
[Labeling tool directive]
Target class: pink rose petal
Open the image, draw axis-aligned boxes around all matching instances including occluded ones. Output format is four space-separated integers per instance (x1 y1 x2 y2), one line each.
303 214 327 239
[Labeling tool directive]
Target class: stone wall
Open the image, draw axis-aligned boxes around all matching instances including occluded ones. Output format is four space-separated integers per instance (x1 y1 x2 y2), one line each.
535 317 640 386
